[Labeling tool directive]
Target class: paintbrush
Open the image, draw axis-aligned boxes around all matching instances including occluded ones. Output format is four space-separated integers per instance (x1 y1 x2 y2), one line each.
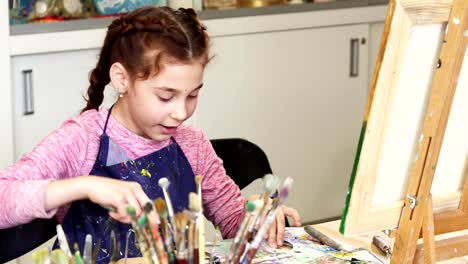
252 174 279 236
227 201 256 263
155 198 176 264
174 212 189 264
143 201 168 264
303 225 354 251
126 205 152 264
238 199 265 250
123 229 134 264
187 212 197 264
230 200 263 264
56 224 72 258
82 234 92 264
74 243 84 264
188 192 201 264
109 230 120 264
194 175 205 264
91 238 101 264
240 177 293 264
138 215 160 264
158 178 176 235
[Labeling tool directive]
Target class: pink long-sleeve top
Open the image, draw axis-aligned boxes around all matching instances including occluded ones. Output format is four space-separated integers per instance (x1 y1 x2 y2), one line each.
0 108 245 238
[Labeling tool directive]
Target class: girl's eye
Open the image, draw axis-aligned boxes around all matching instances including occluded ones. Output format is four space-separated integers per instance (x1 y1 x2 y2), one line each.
158 96 173 102
188 92 199 98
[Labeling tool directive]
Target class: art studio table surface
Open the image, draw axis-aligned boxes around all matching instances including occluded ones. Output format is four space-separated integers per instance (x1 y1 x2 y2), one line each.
118 221 468 263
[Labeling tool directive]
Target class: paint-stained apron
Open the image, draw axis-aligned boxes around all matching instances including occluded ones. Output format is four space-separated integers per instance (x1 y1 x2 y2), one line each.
57 107 196 263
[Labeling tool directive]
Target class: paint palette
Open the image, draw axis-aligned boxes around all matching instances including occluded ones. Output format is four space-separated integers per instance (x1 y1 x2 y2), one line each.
206 227 385 264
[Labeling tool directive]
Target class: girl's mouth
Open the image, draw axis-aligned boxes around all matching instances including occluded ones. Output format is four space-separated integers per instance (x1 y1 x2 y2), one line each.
160 125 178 134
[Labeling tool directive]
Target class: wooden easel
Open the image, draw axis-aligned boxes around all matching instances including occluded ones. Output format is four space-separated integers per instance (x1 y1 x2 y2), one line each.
391 0 468 263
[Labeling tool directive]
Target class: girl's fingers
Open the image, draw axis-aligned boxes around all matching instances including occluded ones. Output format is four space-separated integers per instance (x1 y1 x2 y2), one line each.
268 218 277 248
109 211 131 224
283 206 302 227
124 189 142 216
132 185 151 210
275 208 285 246
110 194 130 219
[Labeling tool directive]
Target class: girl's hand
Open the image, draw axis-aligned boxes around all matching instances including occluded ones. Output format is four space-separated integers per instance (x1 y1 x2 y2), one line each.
267 205 301 248
84 176 150 223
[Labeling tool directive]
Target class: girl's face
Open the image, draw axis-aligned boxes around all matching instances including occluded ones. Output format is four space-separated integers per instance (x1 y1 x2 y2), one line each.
115 61 204 141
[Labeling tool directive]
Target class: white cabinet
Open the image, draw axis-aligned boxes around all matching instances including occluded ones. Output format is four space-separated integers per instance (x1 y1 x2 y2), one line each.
11 49 99 160
197 24 370 223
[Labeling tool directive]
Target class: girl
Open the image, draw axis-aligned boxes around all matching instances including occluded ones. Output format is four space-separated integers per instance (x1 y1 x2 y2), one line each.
0 6 300 263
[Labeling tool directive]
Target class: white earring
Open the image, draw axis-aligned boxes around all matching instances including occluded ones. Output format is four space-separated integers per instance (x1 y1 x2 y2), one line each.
119 93 124 98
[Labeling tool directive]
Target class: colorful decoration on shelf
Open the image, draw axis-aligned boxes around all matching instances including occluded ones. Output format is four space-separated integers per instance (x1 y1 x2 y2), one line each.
93 0 167 15
9 0 163 25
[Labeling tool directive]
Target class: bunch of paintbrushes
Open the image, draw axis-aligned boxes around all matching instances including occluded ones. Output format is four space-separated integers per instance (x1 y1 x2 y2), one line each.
226 175 293 264
122 175 205 264
33 175 205 264
32 174 292 264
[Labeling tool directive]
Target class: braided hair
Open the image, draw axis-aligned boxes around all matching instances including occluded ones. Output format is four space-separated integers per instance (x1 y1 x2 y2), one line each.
82 6 210 112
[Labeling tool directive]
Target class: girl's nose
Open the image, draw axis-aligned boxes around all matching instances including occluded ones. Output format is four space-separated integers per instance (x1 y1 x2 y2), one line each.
171 101 188 121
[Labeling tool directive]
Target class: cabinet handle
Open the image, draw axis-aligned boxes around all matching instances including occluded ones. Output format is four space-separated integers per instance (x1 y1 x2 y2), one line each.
349 38 359 77
22 70 34 115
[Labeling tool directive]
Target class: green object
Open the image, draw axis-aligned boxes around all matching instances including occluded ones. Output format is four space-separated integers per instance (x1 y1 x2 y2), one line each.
339 121 367 235
246 201 256 212
74 251 83 264
74 243 83 264
126 205 136 216
138 215 148 226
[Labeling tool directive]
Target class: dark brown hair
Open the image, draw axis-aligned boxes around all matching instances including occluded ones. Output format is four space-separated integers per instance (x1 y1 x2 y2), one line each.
82 6 210 112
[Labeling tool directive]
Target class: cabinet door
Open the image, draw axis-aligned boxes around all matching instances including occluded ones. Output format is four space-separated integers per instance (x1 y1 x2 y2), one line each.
12 49 100 160
197 24 369 223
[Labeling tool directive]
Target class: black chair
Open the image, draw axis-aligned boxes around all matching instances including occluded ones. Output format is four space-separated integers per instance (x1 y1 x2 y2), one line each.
0 138 276 262
0 218 58 263
211 138 289 227
210 138 273 190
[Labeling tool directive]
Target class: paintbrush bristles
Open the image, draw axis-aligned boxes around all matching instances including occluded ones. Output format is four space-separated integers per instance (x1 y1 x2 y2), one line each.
158 177 170 189
263 174 279 194
143 201 153 213
276 177 293 205
154 198 167 217
189 192 200 212
195 175 202 185
174 211 190 258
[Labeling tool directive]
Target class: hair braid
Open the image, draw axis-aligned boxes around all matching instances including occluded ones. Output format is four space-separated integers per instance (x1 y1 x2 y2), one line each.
82 30 117 112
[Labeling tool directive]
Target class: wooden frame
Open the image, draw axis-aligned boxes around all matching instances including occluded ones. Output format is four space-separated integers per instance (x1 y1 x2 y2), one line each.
340 0 468 235
391 0 468 261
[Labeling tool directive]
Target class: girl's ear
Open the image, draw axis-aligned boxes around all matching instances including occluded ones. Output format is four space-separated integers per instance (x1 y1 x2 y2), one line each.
109 62 130 94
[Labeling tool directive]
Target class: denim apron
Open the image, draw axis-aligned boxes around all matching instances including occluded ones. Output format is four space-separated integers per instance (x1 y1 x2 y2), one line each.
58 107 196 263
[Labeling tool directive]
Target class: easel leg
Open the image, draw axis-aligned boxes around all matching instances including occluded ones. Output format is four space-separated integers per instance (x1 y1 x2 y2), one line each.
421 195 435 264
